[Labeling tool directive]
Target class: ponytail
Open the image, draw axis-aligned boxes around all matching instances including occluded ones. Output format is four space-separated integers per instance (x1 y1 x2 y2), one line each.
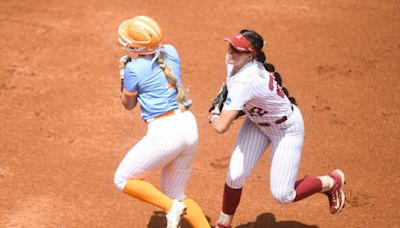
256 51 266 64
264 63 297 105
157 46 192 108
240 29 297 105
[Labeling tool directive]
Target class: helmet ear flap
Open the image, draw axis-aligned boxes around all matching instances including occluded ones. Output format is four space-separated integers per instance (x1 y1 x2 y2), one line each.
117 16 163 54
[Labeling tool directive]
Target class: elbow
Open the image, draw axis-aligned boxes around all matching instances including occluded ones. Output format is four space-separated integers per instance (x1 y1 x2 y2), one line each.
123 103 135 110
120 95 137 110
214 124 229 134
211 115 232 134
215 128 227 134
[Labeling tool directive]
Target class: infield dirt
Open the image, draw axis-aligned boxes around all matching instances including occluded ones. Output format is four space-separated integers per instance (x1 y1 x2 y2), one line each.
0 0 399 227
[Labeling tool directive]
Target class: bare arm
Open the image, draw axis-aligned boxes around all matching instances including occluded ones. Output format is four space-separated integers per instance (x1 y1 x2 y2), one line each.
209 108 240 134
120 90 138 110
118 55 138 110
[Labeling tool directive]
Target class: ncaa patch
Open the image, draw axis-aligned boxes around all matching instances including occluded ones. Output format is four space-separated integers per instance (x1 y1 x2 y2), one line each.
225 97 232 105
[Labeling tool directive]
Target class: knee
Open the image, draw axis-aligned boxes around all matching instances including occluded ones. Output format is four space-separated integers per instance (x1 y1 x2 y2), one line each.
271 187 296 204
226 173 245 189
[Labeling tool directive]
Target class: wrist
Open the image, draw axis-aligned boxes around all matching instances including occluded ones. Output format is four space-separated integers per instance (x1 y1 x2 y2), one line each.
120 78 124 93
120 69 125 80
212 106 221 114
210 112 220 123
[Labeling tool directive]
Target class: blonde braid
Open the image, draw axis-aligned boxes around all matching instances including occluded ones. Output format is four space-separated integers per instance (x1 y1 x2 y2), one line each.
157 47 191 108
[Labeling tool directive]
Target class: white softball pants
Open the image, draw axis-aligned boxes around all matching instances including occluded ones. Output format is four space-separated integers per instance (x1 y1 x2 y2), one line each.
226 105 304 204
114 110 198 201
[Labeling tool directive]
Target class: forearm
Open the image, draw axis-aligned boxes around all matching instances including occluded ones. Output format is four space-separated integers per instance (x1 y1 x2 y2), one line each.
118 55 136 110
210 109 239 134
120 91 138 110
210 115 230 134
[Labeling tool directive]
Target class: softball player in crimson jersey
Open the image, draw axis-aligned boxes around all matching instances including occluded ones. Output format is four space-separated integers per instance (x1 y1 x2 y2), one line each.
208 30 346 228
113 16 210 228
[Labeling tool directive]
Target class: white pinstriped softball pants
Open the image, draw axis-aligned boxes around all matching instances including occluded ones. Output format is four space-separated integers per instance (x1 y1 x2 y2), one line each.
226 105 304 204
114 110 198 201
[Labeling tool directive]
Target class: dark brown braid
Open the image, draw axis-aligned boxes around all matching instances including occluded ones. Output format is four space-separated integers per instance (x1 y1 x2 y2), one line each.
240 29 297 105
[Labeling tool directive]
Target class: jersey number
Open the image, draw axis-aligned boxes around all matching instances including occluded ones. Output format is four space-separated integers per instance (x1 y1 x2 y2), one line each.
269 74 284 98
249 107 268 117
248 74 284 117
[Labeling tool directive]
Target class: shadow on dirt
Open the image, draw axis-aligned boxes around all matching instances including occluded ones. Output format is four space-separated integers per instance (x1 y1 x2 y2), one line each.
147 211 212 228
236 212 319 228
147 211 318 228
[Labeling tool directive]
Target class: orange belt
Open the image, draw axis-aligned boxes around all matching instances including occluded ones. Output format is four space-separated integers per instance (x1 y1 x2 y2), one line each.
154 109 176 120
145 107 187 124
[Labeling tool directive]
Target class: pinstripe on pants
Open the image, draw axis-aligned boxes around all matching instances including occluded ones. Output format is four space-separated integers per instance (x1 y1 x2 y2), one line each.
114 111 198 201
226 105 304 204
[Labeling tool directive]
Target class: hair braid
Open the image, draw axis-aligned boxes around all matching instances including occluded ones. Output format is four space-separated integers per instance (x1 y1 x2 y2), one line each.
157 46 192 108
241 30 297 105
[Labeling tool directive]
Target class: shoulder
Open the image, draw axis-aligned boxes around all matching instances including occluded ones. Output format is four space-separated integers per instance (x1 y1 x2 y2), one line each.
246 61 268 82
163 44 178 54
125 57 153 77
236 61 259 83
232 62 265 91
163 44 180 60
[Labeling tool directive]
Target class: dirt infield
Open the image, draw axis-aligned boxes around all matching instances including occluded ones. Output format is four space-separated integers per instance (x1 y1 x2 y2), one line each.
1 0 399 227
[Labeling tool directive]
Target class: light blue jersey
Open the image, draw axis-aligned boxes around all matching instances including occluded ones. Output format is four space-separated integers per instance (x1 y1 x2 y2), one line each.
123 44 181 120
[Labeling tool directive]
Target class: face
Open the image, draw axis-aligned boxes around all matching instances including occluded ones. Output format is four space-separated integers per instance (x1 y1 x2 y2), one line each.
226 44 253 70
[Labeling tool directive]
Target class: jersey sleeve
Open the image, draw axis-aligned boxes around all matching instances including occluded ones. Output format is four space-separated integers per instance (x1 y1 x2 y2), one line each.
164 44 182 85
223 81 253 111
123 64 139 95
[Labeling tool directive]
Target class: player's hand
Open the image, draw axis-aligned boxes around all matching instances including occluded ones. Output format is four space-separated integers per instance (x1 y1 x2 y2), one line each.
119 55 132 68
119 55 131 79
208 83 228 113
207 106 221 123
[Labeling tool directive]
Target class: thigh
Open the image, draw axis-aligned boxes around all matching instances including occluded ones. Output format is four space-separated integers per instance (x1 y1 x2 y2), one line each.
115 118 187 182
160 111 199 200
181 111 199 146
160 144 197 200
227 118 269 189
269 113 304 197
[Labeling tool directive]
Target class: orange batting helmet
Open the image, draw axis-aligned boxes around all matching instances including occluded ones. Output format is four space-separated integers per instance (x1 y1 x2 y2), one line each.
118 16 162 54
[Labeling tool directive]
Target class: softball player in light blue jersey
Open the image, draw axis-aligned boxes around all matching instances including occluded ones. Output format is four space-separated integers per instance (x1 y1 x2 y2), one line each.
113 16 210 228
123 44 181 120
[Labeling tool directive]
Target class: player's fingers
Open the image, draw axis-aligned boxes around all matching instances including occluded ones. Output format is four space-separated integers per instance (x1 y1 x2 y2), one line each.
206 113 212 121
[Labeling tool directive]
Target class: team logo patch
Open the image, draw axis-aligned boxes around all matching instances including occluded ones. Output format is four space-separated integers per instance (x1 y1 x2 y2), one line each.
225 97 232 105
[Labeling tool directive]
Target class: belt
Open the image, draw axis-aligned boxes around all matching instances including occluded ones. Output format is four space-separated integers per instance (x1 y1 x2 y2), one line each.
145 107 187 124
258 105 293 127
